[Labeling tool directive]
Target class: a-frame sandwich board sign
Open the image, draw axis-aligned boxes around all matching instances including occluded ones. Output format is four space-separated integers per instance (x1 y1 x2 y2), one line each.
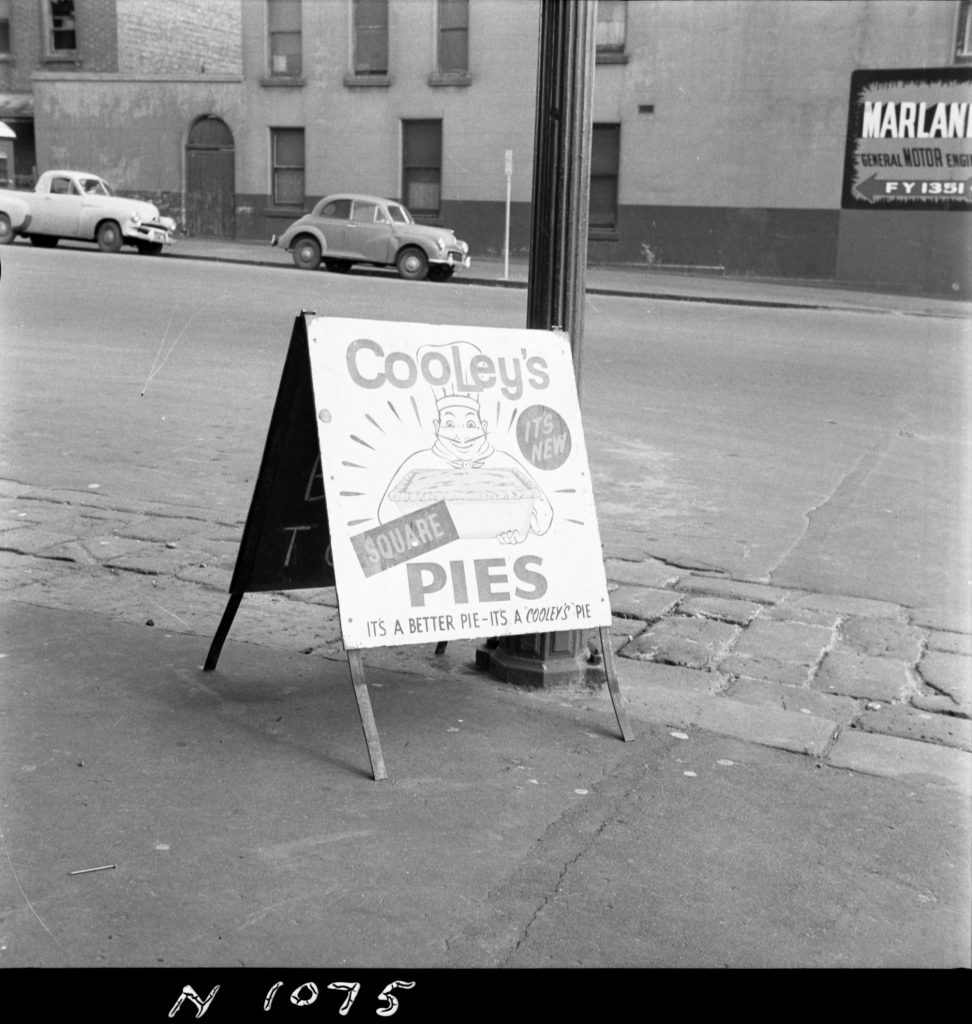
206 313 633 782
203 312 387 780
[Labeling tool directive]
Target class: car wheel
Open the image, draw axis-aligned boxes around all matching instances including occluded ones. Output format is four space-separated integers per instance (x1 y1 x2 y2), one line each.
325 259 352 273
428 266 455 283
30 235 59 248
396 247 429 281
0 214 14 245
292 236 322 270
96 221 123 253
136 241 164 256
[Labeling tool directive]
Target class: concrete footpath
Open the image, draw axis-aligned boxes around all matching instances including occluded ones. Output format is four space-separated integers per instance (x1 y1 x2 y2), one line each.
1 239 970 976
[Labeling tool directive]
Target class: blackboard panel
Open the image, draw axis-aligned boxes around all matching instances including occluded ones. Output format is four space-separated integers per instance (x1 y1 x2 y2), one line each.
228 314 335 594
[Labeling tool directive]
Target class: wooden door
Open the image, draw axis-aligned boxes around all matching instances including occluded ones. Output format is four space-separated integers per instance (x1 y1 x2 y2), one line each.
186 117 235 237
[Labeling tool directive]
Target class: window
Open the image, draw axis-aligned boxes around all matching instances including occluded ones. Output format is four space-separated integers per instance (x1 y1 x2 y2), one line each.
402 120 442 217
271 128 304 207
596 0 627 61
0 0 11 55
44 0 77 58
351 200 388 223
353 0 388 76
49 175 76 195
957 0 972 63
437 0 468 75
318 197 351 219
589 124 620 231
268 0 302 77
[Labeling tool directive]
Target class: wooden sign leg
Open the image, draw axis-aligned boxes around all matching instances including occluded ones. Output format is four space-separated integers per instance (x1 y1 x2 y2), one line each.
598 626 634 742
204 592 244 672
346 649 388 780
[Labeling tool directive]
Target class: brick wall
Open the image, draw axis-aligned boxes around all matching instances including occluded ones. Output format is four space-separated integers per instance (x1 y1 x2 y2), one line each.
80 0 119 71
117 0 241 74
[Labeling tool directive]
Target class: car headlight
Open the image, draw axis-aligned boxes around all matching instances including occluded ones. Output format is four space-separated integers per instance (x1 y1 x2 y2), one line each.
131 212 142 227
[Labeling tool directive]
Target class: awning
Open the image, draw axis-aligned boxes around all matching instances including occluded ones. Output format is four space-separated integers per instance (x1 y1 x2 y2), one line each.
0 94 35 118
0 121 16 139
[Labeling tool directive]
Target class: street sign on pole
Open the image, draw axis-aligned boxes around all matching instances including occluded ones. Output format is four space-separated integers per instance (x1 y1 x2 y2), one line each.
504 149 513 280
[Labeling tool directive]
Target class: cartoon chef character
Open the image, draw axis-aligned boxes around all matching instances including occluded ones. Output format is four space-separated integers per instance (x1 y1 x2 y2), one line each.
377 342 553 544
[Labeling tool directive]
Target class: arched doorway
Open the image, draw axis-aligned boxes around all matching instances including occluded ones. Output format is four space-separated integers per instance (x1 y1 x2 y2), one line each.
185 116 235 237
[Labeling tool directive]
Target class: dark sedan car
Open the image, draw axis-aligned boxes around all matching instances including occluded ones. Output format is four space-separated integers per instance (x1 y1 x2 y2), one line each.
271 193 471 281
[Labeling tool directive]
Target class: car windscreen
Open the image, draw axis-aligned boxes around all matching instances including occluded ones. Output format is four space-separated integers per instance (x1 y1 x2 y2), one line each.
386 203 413 224
79 178 111 196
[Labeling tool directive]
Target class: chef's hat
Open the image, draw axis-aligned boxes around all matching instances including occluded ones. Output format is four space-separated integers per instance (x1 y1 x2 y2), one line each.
418 341 482 412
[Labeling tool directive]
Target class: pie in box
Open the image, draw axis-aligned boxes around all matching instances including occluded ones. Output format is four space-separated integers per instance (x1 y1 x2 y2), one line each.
388 465 540 539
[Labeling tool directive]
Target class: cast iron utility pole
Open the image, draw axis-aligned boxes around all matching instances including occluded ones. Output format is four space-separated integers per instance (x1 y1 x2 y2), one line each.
480 0 604 688
527 0 595 386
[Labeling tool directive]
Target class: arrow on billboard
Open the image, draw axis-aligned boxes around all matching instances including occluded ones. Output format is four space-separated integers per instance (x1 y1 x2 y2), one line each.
854 173 972 202
854 174 892 200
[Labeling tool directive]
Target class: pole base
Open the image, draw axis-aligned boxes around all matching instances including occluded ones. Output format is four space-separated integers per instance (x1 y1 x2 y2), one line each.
478 630 606 689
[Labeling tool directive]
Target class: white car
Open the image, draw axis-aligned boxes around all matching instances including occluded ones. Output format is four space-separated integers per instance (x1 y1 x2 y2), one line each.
0 170 177 254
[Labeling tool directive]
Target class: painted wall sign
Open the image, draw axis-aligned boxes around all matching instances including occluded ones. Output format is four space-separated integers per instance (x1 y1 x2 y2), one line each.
307 317 611 649
842 67 972 211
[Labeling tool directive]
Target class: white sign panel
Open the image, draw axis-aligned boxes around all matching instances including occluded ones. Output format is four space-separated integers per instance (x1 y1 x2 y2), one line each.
308 317 611 649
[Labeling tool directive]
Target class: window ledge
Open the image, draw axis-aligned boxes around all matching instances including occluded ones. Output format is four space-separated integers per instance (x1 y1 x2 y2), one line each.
43 55 80 65
260 75 306 87
343 73 391 88
428 71 472 87
595 51 629 65
588 228 620 241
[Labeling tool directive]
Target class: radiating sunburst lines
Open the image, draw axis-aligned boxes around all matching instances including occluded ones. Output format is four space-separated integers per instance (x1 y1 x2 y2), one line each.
565 517 587 525
387 399 402 422
341 460 366 469
507 406 519 431
365 413 384 433
410 394 422 425
350 434 376 451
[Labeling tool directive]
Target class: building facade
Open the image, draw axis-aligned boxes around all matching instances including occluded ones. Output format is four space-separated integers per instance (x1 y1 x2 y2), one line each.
2 0 970 296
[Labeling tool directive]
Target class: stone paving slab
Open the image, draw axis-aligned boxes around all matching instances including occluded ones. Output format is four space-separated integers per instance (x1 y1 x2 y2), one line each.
813 651 913 702
608 585 681 621
838 616 925 662
926 630 972 657
916 650 972 716
618 664 836 758
0 526 85 555
854 704 972 752
725 678 861 725
117 516 214 543
827 729 972 794
759 602 843 628
678 595 763 626
603 557 684 588
674 576 789 605
719 618 834 687
911 606 972 635
623 615 739 670
783 593 907 621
